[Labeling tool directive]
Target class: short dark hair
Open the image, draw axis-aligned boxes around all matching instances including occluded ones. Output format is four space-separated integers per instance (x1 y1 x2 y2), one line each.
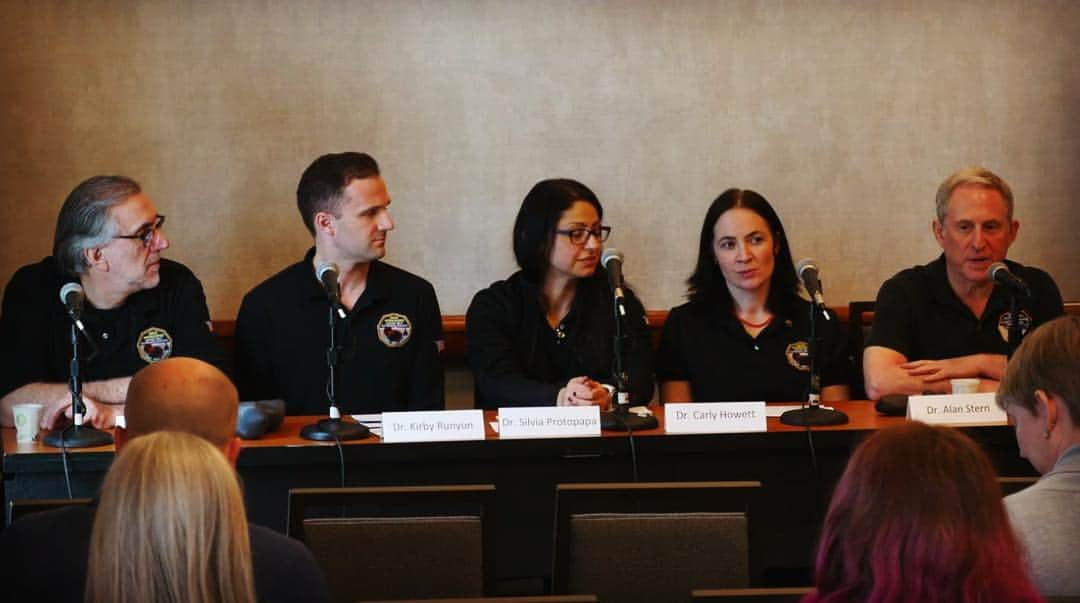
53 175 142 277
512 179 603 283
296 152 380 235
685 188 798 315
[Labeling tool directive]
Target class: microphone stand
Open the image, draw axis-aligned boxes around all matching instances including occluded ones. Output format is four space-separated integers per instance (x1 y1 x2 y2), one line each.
300 303 369 441
780 301 848 427
42 321 113 448
1005 293 1024 357
601 294 657 431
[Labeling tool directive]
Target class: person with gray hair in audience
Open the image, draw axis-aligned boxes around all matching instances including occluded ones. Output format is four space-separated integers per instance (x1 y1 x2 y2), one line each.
0 357 330 603
997 315 1080 597
0 175 227 430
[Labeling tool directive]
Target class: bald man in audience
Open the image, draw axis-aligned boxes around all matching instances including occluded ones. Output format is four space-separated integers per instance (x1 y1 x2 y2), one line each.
0 358 330 603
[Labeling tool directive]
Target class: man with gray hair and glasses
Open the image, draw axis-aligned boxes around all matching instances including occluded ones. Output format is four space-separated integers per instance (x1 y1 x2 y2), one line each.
863 166 1063 400
0 175 226 429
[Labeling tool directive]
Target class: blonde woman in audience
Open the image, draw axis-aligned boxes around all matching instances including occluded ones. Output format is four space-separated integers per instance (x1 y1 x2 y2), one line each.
85 431 255 603
997 315 1080 597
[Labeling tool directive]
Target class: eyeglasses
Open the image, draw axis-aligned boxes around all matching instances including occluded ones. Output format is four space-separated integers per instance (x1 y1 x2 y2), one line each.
113 215 166 248
555 225 611 245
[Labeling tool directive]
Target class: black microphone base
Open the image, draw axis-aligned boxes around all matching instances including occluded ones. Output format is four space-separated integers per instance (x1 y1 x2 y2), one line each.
300 418 369 441
779 406 849 427
42 424 114 448
601 409 659 431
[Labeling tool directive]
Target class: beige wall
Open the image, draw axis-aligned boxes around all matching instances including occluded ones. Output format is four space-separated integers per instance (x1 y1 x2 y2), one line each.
2 0 1077 319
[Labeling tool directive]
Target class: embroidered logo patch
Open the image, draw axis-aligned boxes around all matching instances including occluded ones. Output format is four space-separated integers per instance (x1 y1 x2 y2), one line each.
137 326 173 364
377 313 412 348
785 341 811 371
997 310 1032 343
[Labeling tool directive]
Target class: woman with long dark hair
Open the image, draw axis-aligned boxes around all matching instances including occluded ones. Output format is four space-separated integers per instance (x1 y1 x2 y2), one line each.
466 178 653 408
657 188 849 402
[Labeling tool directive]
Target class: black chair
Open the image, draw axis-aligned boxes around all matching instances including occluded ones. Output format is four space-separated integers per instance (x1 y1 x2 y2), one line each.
7 497 94 525
691 586 814 602
288 484 496 603
552 481 762 603
847 301 876 400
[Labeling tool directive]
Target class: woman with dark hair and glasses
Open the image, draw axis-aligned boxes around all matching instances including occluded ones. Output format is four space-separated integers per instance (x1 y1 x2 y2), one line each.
657 189 850 403
466 178 653 409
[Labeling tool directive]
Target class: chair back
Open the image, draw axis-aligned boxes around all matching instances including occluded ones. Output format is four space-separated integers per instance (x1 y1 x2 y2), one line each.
998 475 1039 496
552 481 761 603
691 586 814 602
847 301 876 399
365 596 599 603
7 497 94 525
288 484 496 603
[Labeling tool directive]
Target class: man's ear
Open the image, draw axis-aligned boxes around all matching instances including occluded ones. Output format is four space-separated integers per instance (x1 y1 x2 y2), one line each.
83 247 107 271
932 219 945 245
223 436 241 467
313 211 336 237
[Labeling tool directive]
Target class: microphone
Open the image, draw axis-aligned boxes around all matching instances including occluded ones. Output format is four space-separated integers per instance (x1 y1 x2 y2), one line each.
59 283 86 331
988 262 1031 297
316 262 347 319
601 247 625 303
796 258 829 320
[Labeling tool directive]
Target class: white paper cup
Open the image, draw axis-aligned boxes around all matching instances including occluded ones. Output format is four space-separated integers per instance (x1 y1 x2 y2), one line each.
13 403 44 443
951 378 980 394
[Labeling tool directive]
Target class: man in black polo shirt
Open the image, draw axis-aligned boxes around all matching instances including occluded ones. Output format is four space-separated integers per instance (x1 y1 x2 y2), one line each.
0 175 226 429
863 167 1063 399
234 152 444 414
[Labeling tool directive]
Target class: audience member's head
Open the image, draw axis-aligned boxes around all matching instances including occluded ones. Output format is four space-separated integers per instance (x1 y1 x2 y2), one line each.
118 357 240 461
997 315 1080 474
85 431 255 603
805 422 1041 603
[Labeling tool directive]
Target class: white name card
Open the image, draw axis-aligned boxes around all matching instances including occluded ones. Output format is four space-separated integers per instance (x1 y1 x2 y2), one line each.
498 406 601 439
907 393 1008 426
664 402 767 434
381 410 486 443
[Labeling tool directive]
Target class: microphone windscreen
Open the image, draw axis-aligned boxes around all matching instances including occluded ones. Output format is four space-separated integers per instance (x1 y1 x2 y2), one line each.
795 258 818 277
987 261 1008 279
59 282 83 304
316 262 339 282
601 247 622 268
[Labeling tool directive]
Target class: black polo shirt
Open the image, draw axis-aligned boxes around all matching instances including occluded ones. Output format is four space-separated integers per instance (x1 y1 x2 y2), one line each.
0 257 226 399
656 297 851 403
865 255 1064 360
465 270 654 409
234 249 444 415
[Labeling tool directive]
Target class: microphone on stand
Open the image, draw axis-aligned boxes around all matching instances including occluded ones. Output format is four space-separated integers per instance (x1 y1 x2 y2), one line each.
300 262 368 442
598 248 657 431
42 283 113 449
796 258 830 320
988 262 1031 298
317 262 347 319
780 260 848 427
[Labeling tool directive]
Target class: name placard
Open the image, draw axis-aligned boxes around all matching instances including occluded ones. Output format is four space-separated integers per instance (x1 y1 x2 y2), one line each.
664 402 767 434
381 410 487 443
907 393 1008 426
498 406 601 439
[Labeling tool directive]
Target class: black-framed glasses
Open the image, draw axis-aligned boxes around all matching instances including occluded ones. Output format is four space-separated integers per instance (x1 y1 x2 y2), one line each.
555 225 611 245
113 215 166 248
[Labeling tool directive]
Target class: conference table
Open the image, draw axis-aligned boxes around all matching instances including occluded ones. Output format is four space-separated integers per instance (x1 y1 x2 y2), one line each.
1 401 1035 586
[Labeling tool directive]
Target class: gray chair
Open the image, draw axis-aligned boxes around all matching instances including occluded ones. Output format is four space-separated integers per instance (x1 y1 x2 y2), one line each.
552 481 762 603
288 484 496 603
691 586 814 602
366 597 598 603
